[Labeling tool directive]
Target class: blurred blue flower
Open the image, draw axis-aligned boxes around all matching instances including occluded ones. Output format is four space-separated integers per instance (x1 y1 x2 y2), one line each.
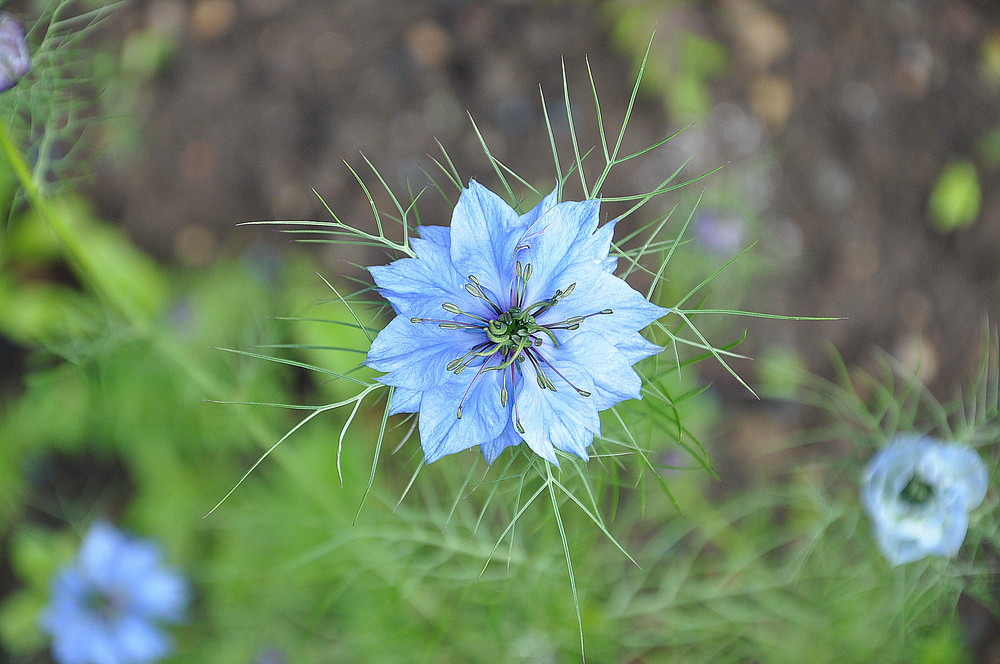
42 522 188 664
861 434 988 566
366 180 667 465
0 12 29 92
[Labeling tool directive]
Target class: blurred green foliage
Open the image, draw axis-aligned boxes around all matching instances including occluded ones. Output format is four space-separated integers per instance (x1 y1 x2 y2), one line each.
607 0 728 120
928 160 981 233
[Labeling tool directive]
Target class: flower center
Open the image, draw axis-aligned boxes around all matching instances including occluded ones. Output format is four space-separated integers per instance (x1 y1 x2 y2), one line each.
410 261 612 431
899 472 934 506
86 588 122 622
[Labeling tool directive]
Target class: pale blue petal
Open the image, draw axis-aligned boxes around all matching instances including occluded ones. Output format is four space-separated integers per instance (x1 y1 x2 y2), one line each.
614 333 663 365
517 199 604 304
388 387 422 415
130 570 187 621
418 369 509 463
369 252 469 318
449 180 525 305
111 540 160 591
549 272 668 345
518 185 560 228
926 444 989 510
78 522 125 588
0 14 29 93
480 418 523 464
416 224 450 247
365 315 478 390
515 360 598 465
112 615 171 663
551 332 642 410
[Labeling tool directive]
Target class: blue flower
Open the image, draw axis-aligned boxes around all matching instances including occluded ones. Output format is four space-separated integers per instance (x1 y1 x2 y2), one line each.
0 12 30 93
861 434 988 566
365 180 667 465
41 523 188 664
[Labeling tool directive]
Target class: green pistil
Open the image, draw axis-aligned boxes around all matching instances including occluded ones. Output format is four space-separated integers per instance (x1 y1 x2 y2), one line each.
899 473 934 506
426 268 603 419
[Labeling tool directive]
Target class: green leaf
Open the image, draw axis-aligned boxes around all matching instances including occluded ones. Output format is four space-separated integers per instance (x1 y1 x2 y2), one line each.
0 590 47 653
10 528 76 589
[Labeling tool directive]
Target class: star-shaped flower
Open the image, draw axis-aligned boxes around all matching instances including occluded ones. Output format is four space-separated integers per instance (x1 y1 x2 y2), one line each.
365 180 667 465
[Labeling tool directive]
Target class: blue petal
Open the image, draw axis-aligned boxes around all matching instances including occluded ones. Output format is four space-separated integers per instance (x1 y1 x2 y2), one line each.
613 333 663 365
366 315 479 390
518 185 560 228
551 332 642 410
416 224 450 248
925 443 989 510
111 615 171 664
79 522 126 589
549 271 668 345
0 13 29 93
418 369 509 463
130 569 188 622
480 418 523 464
369 250 470 319
388 386 422 415
517 199 606 304
449 180 526 305
515 360 598 465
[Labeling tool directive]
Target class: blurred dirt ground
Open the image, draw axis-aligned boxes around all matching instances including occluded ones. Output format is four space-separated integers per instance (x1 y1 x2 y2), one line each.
39 0 984 507
87 0 1000 406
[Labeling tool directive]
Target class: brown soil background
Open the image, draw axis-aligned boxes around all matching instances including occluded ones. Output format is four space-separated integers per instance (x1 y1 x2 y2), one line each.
92 0 1000 404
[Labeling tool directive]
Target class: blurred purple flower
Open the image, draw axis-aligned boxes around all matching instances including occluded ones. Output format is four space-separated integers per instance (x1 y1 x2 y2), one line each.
0 12 29 92
42 522 189 664
861 434 988 566
693 212 747 254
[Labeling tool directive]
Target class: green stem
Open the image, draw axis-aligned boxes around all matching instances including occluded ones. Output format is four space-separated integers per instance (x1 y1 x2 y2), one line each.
0 119 146 325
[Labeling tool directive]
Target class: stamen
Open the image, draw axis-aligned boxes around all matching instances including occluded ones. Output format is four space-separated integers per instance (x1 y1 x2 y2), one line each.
465 274 503 315
411 317 481 331
442 302 491 324
536 353 591 397
511 364 525 434
545 310 612 330
526 353 556 391
454 348 502 419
